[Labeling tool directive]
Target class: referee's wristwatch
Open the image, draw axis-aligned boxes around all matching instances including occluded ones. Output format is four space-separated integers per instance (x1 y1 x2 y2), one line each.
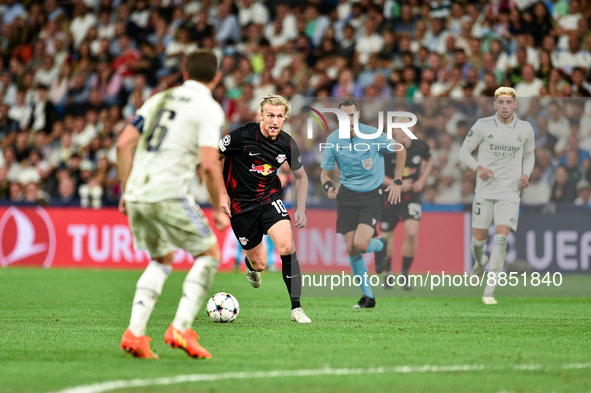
393 179 403 186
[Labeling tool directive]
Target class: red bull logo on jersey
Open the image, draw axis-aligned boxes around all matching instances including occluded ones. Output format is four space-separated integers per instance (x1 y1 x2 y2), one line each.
250 163 276 176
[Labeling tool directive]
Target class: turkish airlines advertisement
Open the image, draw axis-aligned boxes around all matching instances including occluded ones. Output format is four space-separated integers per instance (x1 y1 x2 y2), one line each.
0 206 465 273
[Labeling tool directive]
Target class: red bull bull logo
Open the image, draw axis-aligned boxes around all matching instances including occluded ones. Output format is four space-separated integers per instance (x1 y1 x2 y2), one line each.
250 163 276 176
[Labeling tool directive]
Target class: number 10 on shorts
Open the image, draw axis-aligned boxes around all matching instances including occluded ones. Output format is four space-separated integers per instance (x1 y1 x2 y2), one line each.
272 200 288 216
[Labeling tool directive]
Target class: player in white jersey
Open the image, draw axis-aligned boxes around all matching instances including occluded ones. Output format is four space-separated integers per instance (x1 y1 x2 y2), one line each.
117 50 231 359
458 87 535 305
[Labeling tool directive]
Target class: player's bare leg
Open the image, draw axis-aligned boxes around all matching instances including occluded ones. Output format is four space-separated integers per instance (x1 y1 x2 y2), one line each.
400 219 420 290
121 251 174 359
381 229 395 289
267 220 310 322
482 225 510 305
244 242 267 288
470 227 489 286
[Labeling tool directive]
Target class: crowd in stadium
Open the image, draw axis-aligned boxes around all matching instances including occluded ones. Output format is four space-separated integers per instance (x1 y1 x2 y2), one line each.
0 0 590 208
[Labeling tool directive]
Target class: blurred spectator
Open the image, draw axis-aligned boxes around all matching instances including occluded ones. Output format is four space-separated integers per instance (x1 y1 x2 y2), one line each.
30 84 58 133
111 35 142 87
0 166 9 198
338 24 356 58
9 181 24 203
93 62 123 107
551 165 577 202
8 89 31 131
0 72 18 107
50 175 80 206
4 145 21 182
97 7 115 40
49 132 78 169
563 150 584 184
460 173 475 204
78 159 103 208
49 62 72 108
130 0 150 30
331 68 363 98
70 3 97 49
555 35 591 75
22 179 47 205
65 72 91 116
558 134 591 170
34 55 60 88
435 167 462 204
574 179 591 206
238 0 270 26
12 131 31 162
521 164 552 205
0 102 19 148
355 19 384 65
570 67 591 97
546 101 570 139
515 64 544 98
164 27 198 71
215 2 241 46
535 117 558 150
2 0 26 25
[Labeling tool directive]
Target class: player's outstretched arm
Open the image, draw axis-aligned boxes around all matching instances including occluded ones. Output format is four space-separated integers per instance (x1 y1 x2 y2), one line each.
520 151 535 189
458 143 480 172
293 166 308 228
386 145 406 204
320 169 337 199
116 124 141 215
201 146 231 230
521 129 536 190
459 134 494 181
413 155 434 193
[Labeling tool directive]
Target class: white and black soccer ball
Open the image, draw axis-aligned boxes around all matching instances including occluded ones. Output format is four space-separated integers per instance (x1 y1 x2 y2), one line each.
206 292 240 323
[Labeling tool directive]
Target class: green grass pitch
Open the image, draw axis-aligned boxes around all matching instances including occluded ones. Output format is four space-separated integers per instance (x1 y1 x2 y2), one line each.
0 268 589 393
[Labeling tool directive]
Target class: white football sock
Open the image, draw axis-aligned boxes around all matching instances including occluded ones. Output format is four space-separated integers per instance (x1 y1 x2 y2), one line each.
483 234 507 298
172 256 219 332
128 261 171 337
471 237 487 267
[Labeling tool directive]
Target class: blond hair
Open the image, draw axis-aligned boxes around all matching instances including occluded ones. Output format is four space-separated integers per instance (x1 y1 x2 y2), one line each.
494 86 516 99
259 94 290 117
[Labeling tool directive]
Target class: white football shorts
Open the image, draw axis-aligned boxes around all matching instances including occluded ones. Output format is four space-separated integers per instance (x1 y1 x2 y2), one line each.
471 194 520 231
126 197 217 258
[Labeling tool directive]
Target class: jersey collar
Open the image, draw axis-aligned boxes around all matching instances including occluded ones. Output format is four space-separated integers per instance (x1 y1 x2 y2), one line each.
493 113 518 128
182 80 211 96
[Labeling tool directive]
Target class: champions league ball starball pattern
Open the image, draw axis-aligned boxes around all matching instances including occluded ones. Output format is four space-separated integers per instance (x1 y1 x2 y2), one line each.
206 292 240 323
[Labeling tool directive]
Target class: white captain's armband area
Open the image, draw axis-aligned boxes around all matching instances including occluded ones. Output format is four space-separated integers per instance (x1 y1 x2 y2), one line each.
130 115 145 133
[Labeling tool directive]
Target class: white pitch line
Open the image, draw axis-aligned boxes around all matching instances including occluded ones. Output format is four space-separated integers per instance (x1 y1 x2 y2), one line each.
50 363 591 393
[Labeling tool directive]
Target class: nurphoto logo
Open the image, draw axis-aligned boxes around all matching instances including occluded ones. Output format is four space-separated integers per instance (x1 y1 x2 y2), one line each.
303 106 419 140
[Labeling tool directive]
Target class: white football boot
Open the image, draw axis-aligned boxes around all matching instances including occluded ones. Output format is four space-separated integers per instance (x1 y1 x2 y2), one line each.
291 307 312 323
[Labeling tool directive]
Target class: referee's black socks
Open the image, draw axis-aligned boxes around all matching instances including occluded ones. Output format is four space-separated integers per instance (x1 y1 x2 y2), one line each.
281 252 302 309
402 256 414 276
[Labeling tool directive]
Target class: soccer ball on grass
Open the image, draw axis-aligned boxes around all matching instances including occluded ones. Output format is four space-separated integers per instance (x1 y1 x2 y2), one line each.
206 292 240 323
